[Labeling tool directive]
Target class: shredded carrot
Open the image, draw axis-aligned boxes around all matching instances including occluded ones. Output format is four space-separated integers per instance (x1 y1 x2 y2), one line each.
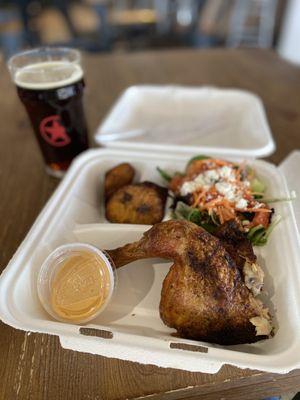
217 206 224 224
239 208 272 213
182 158 271 224
192 189 206 207
213 159 233 166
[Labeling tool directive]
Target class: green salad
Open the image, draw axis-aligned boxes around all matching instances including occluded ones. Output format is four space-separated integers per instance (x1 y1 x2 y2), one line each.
158 155 294 245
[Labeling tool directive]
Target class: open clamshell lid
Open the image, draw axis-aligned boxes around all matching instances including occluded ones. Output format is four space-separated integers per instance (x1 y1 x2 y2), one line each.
95 85 275 158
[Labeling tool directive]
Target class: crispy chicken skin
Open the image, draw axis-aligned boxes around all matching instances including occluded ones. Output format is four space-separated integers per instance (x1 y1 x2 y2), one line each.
215 220 256 269
215 220 265 296
107 220 272 345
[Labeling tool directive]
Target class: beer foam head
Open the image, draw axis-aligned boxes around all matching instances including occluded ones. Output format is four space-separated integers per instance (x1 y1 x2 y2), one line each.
14 61 83 90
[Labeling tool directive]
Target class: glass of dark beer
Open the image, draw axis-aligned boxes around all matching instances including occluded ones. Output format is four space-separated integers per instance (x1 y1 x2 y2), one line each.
8 47 89 178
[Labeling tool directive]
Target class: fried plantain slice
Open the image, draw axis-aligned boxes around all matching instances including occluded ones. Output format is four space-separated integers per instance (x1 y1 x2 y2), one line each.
104 163 135 200
106 182 168 224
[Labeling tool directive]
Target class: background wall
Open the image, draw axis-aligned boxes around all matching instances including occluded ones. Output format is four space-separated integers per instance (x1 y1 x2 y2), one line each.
278 0 300 65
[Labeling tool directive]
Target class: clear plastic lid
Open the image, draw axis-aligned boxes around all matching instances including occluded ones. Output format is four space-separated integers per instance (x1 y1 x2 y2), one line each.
37 243 116 324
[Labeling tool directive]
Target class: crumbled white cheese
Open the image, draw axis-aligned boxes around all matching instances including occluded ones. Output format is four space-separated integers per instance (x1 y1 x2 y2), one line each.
181 168 220 195
218 166 235 181
180 165 251 210
236 198 248 210
205 169 219 182
180 181 199 196
215 181 236 201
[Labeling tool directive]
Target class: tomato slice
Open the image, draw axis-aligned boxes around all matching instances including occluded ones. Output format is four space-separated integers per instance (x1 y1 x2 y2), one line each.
251 210 271 229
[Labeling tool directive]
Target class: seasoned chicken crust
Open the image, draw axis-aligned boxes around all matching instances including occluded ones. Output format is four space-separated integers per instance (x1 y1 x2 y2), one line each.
107 220 272 345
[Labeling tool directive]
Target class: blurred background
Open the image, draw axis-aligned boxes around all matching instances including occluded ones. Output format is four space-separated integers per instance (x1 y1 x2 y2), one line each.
0 0 299 64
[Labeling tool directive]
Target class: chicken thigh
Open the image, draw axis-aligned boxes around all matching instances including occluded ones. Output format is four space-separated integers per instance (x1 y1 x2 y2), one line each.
106 220 272 345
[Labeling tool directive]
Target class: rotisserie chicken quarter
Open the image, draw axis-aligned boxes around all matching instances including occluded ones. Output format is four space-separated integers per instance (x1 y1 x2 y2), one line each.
106 220 272 345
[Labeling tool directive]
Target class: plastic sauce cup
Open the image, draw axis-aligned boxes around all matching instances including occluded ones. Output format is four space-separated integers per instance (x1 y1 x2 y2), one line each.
37 243 116 324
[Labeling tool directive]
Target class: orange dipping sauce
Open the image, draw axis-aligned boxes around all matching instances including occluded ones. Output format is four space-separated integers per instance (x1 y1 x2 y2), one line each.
38 244 115 323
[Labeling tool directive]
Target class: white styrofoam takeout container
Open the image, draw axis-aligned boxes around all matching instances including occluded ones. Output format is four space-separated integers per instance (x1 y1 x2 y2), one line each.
0 86 299 374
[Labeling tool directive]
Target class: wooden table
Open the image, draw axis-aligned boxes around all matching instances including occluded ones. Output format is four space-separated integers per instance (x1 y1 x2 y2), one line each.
1 48 300 400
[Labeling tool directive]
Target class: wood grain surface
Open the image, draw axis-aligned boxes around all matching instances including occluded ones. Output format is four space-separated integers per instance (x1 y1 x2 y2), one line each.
0 48 300 400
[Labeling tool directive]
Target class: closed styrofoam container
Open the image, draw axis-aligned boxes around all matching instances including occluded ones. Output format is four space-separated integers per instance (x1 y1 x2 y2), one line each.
1 148 300 374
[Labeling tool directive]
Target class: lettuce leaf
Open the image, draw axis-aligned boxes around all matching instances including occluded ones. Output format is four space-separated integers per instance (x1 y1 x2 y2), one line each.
247 216 281 246
156 167 172 182
173 201 217 233
187 155 210 167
